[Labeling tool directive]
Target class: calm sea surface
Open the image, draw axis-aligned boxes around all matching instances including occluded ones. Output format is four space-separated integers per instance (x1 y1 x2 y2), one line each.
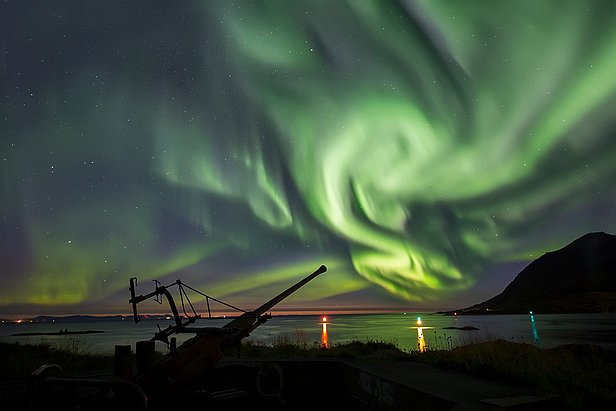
1 313 615 354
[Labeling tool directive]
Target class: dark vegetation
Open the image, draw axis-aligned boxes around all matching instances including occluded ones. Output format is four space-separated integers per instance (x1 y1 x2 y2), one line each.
236 338 410 360
412 339 616 410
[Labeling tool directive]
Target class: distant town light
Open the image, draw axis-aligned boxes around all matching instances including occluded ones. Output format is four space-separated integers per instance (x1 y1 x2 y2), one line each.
322 316 328 322
417 317 422 326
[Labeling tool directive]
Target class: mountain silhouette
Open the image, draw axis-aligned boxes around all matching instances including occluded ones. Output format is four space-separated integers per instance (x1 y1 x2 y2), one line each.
449 232 616 314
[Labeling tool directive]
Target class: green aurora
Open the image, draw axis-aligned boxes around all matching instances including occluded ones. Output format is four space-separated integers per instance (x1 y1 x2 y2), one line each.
1 0 615 315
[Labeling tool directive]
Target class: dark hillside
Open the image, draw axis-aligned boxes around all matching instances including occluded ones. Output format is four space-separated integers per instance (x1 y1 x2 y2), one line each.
451 232 616 314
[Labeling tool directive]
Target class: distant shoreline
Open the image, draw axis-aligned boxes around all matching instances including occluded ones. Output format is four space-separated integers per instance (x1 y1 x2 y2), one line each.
0 310 431 323
10 330 104 336
4 310 616 325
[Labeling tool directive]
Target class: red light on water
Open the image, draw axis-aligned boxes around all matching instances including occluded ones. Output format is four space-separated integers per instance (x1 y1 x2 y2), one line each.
322 316 328 322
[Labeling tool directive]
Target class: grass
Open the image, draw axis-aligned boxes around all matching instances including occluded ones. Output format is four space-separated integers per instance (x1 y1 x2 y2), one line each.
236 336 409 360
3 334 614 409
410 338 616 409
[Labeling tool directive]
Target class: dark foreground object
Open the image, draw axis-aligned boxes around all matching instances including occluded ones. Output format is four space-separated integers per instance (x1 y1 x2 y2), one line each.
9 357 562 411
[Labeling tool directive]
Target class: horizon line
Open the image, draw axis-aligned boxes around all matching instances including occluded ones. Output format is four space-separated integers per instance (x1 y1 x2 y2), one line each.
0 306 449 321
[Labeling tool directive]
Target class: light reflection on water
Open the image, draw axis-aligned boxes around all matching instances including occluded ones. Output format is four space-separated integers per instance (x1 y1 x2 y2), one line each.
321 321 329 348
417 327 426 352
530 312 541 345
1 313 615 354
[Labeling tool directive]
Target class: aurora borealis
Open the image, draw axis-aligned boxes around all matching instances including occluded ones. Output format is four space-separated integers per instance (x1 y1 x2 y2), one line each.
1 1 615 316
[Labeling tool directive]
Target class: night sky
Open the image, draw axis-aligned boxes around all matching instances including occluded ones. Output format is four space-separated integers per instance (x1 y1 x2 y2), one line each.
2 1 615 317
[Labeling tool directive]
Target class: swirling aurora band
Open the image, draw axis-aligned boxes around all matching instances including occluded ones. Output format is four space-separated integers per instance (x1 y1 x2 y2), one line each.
1 0 615 315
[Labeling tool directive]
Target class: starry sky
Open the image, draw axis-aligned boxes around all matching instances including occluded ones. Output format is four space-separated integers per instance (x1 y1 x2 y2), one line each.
1 1 615 317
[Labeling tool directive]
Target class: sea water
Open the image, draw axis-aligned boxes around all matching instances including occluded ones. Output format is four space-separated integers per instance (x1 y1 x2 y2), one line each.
1 313 615 354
